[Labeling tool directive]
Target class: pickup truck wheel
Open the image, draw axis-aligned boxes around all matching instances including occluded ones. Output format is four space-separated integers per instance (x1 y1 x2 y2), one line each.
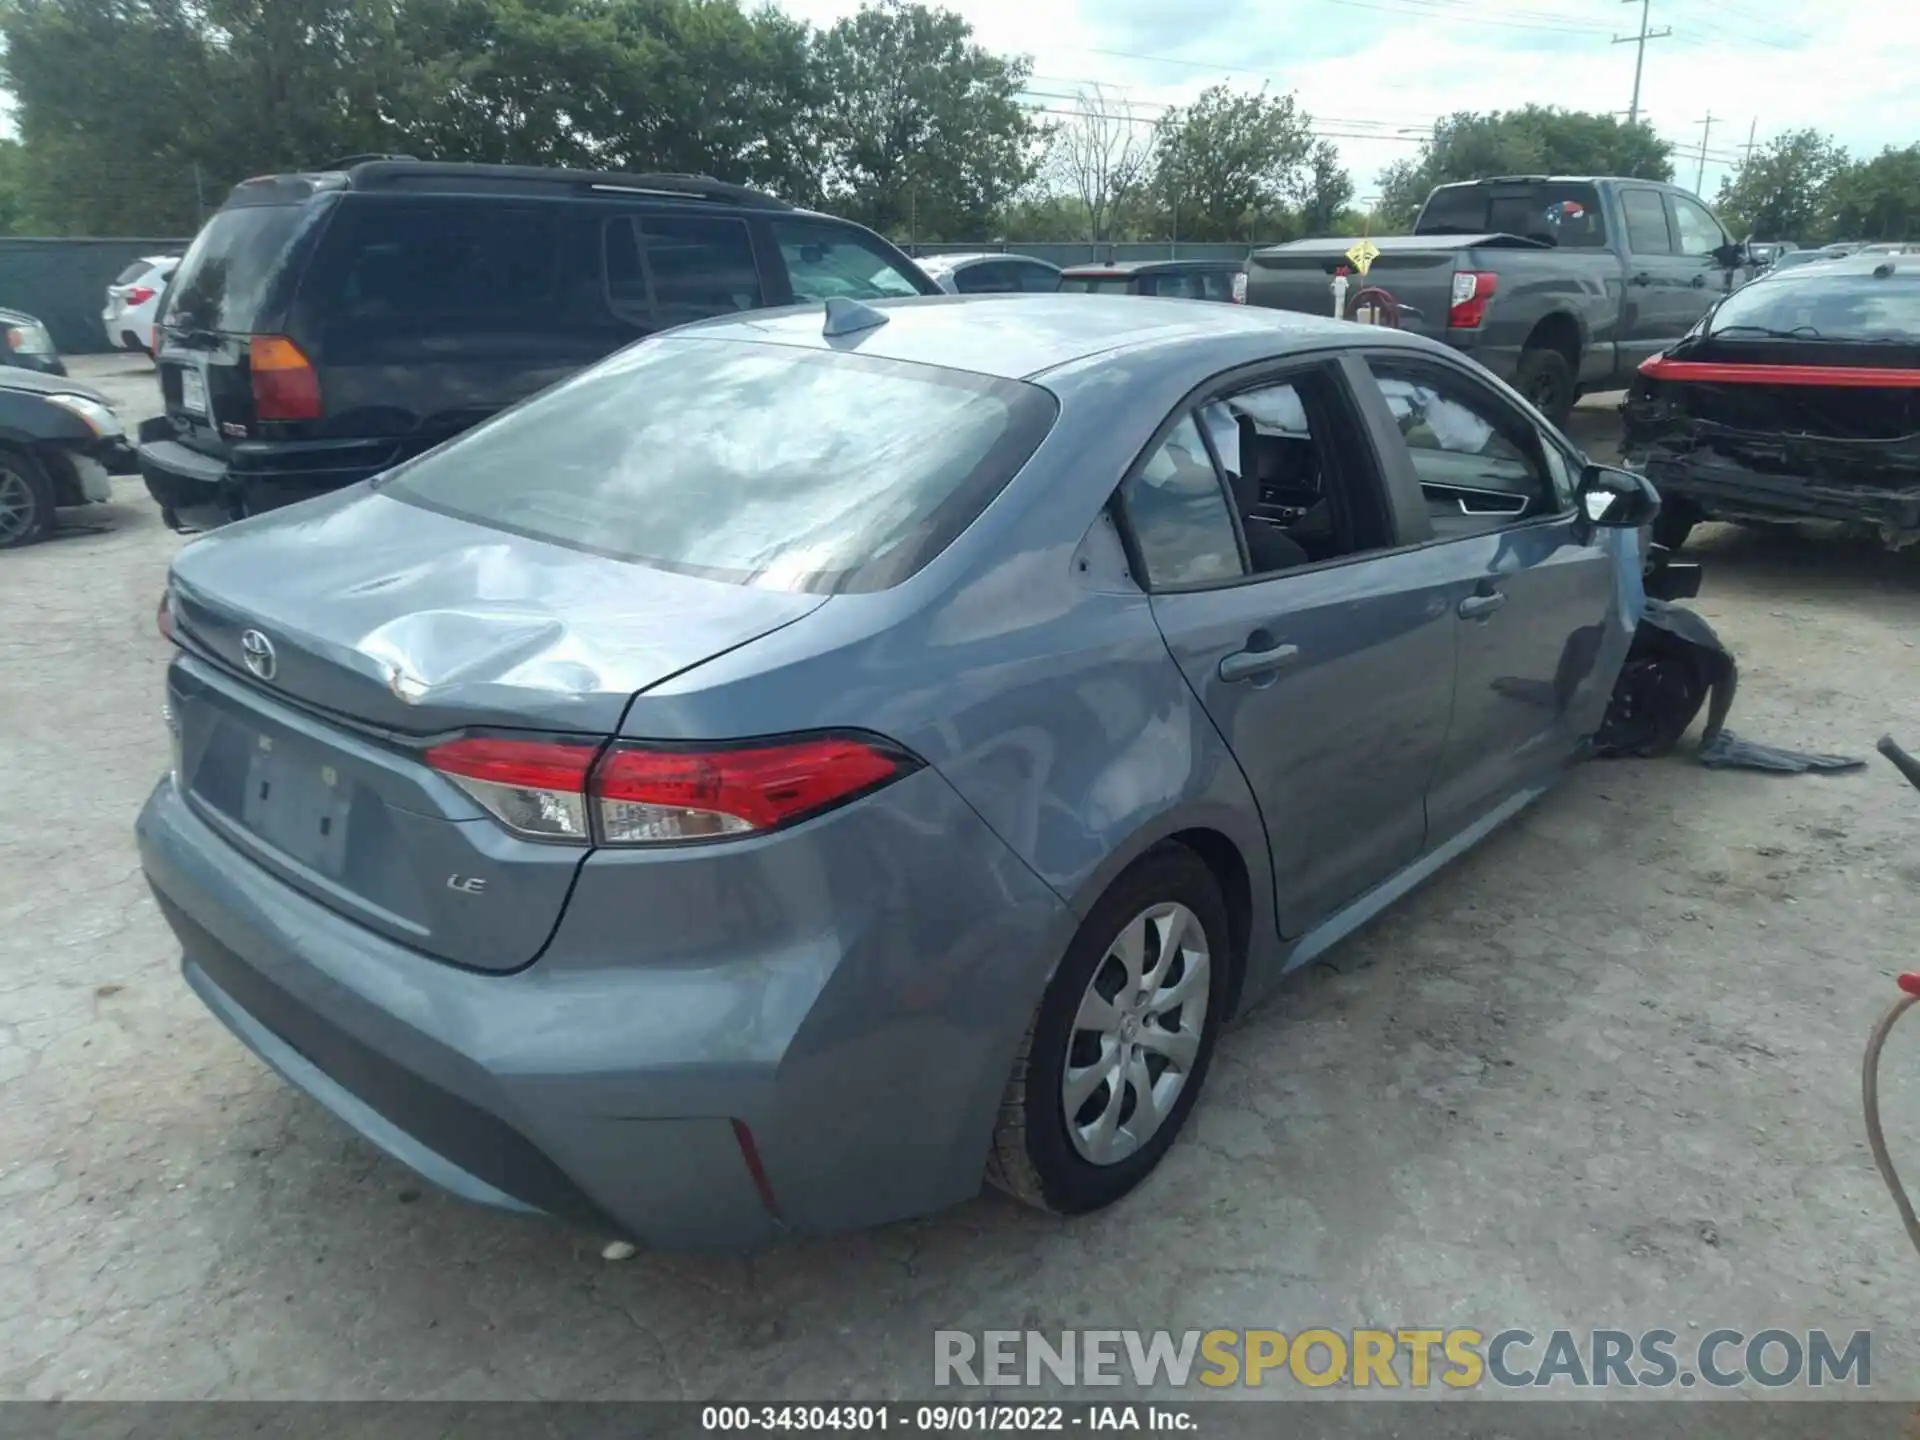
0 447 54 550
1515 347 1575 426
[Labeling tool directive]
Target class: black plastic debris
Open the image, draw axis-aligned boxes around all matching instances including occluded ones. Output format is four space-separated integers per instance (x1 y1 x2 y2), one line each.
1697 730 1865 773
1595 596 1862 773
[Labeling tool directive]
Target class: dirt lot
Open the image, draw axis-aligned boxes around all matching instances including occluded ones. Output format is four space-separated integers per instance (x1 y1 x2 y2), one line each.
2 357 1918 1400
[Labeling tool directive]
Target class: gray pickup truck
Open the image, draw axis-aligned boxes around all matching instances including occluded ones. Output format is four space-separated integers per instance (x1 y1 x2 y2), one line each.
1243 176 1754 423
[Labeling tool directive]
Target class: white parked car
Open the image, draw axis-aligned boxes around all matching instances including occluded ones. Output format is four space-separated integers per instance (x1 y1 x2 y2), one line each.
915 252 1062 294
101 255 179 355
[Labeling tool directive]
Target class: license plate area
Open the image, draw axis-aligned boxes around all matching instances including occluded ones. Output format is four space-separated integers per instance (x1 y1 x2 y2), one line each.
179 367 208 415
238 734 352 877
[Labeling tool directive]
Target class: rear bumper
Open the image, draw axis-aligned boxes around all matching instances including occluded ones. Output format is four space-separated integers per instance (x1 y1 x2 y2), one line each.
136 767 1071 1249
136 418 391 532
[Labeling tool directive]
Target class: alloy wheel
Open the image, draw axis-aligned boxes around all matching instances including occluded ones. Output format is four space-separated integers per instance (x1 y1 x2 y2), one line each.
1061 902 1212 1166
0 468 36 546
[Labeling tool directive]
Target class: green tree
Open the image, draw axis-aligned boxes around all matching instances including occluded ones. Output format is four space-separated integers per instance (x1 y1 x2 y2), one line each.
1290 139 1354 237
1375 106 1674 230
1823 144 1920 243
1150 84 1313 241
813 0 1040 240
1713 128 1847 244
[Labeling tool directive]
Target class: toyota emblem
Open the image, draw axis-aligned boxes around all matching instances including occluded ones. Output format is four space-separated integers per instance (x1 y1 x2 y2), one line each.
240 629 277 681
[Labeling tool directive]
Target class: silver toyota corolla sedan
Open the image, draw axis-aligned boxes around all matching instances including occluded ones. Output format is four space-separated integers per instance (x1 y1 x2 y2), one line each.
137 294 1658 1248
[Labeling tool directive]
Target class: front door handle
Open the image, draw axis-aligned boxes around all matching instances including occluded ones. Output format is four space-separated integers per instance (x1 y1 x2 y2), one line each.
1630 271 1653 287
1457 590 1507 619
1219 640 1300 683
1690 274 1707 288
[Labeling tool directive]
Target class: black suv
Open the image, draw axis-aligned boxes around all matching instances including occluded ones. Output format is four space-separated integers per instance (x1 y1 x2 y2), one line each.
139 161 940 530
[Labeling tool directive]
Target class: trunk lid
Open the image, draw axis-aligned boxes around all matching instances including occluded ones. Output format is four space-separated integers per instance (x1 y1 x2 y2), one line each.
168 483 827 736
165 487 827 971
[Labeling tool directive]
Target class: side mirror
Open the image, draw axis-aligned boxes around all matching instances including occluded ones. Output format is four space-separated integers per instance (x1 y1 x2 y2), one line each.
1577 463 1661 529
1712 240 1748 269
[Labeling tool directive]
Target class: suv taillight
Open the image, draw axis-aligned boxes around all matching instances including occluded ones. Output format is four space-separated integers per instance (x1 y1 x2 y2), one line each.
125 285 156 306
425 733 919 846
249 334 322 421
1231 272 1248 304
1448 271 1497 329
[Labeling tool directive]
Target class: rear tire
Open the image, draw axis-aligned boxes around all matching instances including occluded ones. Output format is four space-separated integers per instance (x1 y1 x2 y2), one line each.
987 845 1231 1214
1515 346 1576 427
0 447 55 550
1652 504 1698 553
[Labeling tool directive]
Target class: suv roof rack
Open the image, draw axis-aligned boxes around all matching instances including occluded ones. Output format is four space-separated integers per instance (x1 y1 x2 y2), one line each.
324 153 421 167
341 161 794 210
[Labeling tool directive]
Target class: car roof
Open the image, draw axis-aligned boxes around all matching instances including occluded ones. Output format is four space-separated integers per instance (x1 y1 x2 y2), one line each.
1744 254 1918 285
919 252 1060 273
224 161 793 212
669 292 1386 380
1058 259 1239 276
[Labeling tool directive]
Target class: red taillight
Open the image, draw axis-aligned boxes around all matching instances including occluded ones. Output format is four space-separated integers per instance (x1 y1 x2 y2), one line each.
592 736 914 843
426 732 916 846
1448 270 1497 329
249 334 322 421
125 285 156 306
426 736 599 842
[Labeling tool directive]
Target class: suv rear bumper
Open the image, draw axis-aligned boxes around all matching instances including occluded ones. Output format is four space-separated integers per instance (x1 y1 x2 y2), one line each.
136 418 391 531
136 766 1070 1249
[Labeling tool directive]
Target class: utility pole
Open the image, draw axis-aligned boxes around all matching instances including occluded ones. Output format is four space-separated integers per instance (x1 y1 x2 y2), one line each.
1693 111 1714 193
1613 0 1672 127
1740 117 1759 166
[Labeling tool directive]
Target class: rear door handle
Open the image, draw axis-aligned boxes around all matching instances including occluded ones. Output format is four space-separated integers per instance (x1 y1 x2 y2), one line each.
1630 272 1653 287
1219 641 1300 683
1690 274 1707 288
1457 591 1507 619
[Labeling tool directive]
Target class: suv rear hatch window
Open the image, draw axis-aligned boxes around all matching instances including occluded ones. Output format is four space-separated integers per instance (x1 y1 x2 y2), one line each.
385 337 1058 593
165 205 308 335
1417 182 1607 247
1059 274 1136 292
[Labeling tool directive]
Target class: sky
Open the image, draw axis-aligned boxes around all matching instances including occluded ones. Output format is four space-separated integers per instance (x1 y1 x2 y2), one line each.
776 0 1919 207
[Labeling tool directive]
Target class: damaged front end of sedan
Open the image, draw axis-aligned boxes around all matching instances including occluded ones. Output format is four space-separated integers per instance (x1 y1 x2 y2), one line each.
1622 365 1920 551
1618 257 1920 553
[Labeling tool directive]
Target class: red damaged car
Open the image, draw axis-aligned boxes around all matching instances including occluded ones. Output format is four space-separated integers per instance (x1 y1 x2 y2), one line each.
1622 254 1920 551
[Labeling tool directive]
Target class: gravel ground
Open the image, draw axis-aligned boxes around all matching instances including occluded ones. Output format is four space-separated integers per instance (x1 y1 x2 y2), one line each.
2 358 1917 1401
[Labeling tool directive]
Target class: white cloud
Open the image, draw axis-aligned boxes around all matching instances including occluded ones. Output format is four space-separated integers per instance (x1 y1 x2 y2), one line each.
778 0 1919 210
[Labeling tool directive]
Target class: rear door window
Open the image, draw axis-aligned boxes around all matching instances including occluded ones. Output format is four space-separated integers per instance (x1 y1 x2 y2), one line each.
166 205 309 334
301 200 565 330
1014 262 1061 293
384 339 1057 593
771 219 927 302
1119 415 1245 586
603 214 763 329
1621 189 1674 255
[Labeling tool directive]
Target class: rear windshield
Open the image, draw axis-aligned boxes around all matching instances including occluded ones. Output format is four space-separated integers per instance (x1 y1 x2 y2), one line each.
1417 183 1608 248
113 260 152 284
384 339 1058 593
1709 269 1920 341
167 205 306 333
1059 274 1135 292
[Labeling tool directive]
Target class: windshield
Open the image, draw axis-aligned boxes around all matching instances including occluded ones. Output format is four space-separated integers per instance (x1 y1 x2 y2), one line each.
166 205 307 333
385 338 1057 593
1417 182 1607 248
1709 268 1920 341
